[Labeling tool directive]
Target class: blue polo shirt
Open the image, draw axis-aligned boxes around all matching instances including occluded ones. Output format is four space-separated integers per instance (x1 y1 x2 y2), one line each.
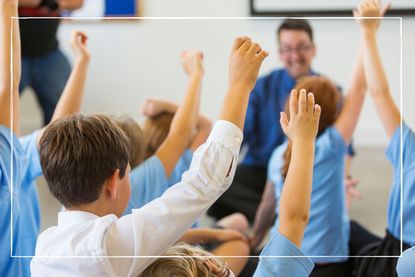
0 127 42 277
386 123 415 245
268 126 349 263
397 246 415 277
254 231 314 277
124 149 193 214
243 68 323 167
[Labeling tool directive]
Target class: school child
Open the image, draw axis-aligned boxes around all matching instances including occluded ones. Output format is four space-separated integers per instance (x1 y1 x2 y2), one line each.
140 89 321 277
350 1 415 276
0 1 90 275
251 15 370 277
30 36 268 276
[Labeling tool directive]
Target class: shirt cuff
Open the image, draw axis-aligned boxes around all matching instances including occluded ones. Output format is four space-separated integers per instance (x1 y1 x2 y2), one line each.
207 120 243 151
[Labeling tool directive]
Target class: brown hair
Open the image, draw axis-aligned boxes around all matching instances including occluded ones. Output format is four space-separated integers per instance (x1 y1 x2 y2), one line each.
112 114 145 168
281 76 341 178
39 114 130 208
138 243 231 277
277 18 313 42
142 112 174 159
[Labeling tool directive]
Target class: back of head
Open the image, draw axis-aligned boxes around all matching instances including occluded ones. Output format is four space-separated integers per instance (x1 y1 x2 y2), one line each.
39 114 130 208
281 76 341 178
138 243 231 277
142 113 174 159
277 18 313 41
112 114 145 168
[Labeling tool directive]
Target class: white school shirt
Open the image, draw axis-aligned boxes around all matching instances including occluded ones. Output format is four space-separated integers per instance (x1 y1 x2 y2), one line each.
30 120 243 277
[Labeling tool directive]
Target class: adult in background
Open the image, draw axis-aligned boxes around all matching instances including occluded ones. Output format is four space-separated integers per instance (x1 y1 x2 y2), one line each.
208 18 356 225
19 0 83 125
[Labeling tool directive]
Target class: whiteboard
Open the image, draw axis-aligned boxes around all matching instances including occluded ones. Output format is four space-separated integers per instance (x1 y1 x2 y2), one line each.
251 0 415 15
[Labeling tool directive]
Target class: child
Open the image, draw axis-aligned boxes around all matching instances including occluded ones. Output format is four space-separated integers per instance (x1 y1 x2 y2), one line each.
351 1 415 276
251 14 369 277
30 36 268 276
0 1 90 275
140 89 321 277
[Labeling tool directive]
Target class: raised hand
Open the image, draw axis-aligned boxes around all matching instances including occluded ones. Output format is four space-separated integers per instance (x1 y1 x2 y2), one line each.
181 50 204 77
354 0 390 32
228 36 268 92
280 89 321 143
70 30 90 60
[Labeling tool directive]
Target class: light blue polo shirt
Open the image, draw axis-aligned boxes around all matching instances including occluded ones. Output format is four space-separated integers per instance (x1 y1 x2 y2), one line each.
0 127 42 277
268 126 349 263
124 149 193 215
397 246 415 277
254 231 314 277
386 123 415 245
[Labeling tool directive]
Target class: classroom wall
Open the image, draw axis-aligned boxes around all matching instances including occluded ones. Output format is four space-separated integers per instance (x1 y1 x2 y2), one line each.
20 0 415 146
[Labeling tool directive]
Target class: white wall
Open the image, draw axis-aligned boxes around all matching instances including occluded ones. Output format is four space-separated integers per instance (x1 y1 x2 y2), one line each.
20 0 415 147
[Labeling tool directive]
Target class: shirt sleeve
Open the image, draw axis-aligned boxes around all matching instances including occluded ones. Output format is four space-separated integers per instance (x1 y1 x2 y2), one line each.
0 126 24 189
254 231 314 277
105 120 243 276
124 156 168 215
18 130 42 183
386 123 415 171
397 246 415 277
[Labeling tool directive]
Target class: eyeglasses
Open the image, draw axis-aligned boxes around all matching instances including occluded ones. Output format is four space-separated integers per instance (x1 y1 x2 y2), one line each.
280 44 313 55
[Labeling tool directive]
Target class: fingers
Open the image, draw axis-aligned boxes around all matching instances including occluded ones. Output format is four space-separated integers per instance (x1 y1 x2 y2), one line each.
280 111 289 135
381 2 391 16
72 30 88 46
313 104 321 120
298 89 307 116
289 89 299 119
306 92 315 115
247 42 262 56
232 36 251 50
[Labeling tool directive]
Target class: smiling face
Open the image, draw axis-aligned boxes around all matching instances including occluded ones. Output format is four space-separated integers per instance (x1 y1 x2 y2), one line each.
278 29 316 79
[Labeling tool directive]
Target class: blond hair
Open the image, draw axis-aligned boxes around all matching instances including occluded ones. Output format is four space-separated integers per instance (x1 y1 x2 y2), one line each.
111 114 145 168
138 243 231 277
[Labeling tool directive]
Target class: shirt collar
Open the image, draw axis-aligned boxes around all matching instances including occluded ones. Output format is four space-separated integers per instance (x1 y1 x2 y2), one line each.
58 210 100 228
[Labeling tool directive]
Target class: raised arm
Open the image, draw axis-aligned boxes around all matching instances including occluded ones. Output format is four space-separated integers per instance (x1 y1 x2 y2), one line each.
219 37 268 129
33 31 90 146
141 98 212 151
358 0 398 138
333 43 366 145
50 31 89 122
0 0 20 133
155 51 203 177
278 89 320 247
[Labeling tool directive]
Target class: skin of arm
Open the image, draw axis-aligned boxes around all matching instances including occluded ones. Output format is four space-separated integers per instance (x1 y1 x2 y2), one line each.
19 0 83 10
357 0 399 138
35 31 90 146
277 89 321 247
0 0 20 134
176 228 246 245
141 98 212 151
250 180 276 250
219 37 268 130
155 51 203 177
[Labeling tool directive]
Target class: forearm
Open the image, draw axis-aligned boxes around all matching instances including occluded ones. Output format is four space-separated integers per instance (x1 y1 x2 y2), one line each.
361 30 400 137
177 228 219 244
219 85 251 130
50 57 89 122
0 1 19 132
169 74 202 140
278 140 314 247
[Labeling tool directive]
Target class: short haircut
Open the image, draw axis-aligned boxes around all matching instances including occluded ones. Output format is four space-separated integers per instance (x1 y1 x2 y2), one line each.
142 112 174 159
112 114 145 168
39 114 130 208
277 18 313 42
138 243 230 277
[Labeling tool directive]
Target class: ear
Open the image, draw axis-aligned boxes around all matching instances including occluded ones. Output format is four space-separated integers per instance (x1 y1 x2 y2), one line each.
106 169 120 199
